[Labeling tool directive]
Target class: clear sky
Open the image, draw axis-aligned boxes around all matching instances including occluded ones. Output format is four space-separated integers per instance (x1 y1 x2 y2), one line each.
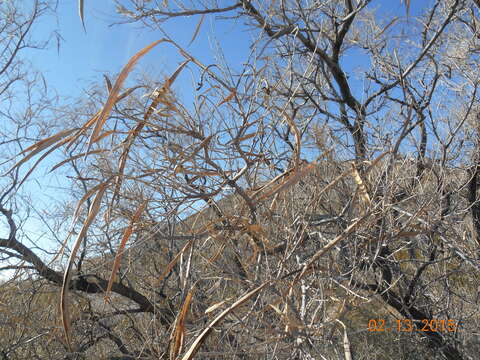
31 0 254 101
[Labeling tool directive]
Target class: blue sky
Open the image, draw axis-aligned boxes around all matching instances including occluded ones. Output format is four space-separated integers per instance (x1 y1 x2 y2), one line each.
31 0 421 99
31 0 253 101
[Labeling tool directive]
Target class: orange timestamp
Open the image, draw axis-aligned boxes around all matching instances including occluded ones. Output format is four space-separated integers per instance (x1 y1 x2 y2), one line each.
368 319 458 333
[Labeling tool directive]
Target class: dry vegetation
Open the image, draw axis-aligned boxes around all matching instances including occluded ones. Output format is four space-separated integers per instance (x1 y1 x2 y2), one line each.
2 0 480 359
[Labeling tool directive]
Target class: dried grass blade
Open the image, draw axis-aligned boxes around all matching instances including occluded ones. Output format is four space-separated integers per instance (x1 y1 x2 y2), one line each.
70 181 106 233
156 240 194 286
8 129 77 173
49 149 107 173
116 85 144 102
61 182 108 350
167 60 190 88
181 281 269 360
375 17 398 39
20 128 77 155
170 288 194 360
92 129 120 144
47 231 73 266
207 242 225 265
248 168 291 197
64 111 101 151
297 151 389 205
205 299 229 315
109 122 147 208
188 14 205 46
105 200 147 301
336 320 353 360
103 74 112 93
78 0 86 32
110 159 127 207
135 61 188 172
15 138 75 188
86 39 165 155
143 60 189 121
268 303 283 315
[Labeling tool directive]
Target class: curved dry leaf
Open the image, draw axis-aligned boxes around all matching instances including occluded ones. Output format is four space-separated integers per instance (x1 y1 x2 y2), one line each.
110 146 131 206
70 181 106 233
105 200 147 301
65 110 102 152
108 60 190 206
7 129 77 173
110 130 139 207
49 149 107 173
180 282 269 360
86 39 166 155
205 299 229 315
170 289 194 360
188 14 205 46
375 17 398 39
156 240 193 286
47 227 82 267
167 60 190 88
336 319 353 360
144 60 189 122
103 74 112 93
268 303 283 316
78 0 86 32
116 85 145 102
16 139 73 189
61 182 108 350
21 128 77 155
